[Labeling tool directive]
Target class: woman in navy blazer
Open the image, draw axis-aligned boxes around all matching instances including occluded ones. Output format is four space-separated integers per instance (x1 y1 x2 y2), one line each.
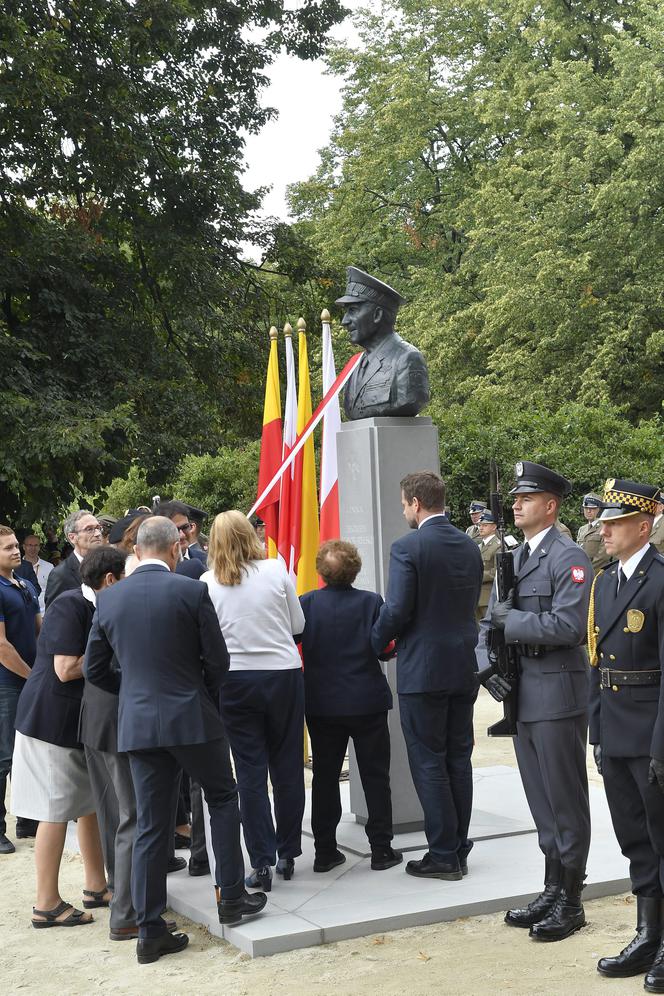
299 540 402 873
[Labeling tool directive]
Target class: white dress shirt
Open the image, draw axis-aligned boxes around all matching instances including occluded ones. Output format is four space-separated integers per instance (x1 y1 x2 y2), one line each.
27 557 53 613
619 542 651 581
418 513 445 529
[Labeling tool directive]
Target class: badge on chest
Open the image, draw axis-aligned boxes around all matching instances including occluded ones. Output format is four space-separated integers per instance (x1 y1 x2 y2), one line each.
626 609 645 633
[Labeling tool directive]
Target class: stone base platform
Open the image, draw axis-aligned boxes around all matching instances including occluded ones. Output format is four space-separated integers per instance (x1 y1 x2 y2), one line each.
166 766 629 957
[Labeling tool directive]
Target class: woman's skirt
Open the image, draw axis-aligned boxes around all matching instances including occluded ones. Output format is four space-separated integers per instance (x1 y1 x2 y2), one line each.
10 730 95 822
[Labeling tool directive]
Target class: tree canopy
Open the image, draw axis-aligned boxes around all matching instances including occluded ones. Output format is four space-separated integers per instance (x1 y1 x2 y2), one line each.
288 0 664 520
0 0 345 523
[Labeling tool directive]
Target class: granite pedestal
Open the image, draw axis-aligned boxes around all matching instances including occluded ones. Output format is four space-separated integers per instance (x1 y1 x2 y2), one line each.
337 416 441 831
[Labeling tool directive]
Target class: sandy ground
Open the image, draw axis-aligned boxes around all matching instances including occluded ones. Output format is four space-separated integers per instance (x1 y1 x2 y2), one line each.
0 691 644 995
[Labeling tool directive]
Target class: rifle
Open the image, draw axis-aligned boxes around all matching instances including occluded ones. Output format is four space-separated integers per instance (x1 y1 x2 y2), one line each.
477 491 519 737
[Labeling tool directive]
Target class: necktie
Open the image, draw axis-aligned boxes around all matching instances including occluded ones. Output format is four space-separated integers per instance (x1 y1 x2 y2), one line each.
520 542 531 569
617 568 627 594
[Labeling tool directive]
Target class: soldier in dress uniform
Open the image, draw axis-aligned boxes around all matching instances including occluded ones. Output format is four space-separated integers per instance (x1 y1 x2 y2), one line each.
650 494 664 555
577 493 611 573
477 510 501 622
484 461 592 942
588 480 664 990
466 501 487 543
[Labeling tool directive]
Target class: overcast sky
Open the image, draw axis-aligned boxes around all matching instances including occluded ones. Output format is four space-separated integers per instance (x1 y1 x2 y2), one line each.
241 4 361 236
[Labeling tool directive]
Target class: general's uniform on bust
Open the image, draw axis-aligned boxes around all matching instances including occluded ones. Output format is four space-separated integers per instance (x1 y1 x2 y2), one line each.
336 266 430 421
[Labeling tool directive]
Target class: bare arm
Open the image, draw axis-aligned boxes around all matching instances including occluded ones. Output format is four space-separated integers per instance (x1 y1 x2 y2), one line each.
0 620 32 678
54 654 84 682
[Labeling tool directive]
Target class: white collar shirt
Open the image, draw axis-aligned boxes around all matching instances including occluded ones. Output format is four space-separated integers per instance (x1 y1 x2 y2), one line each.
418 513 445 529
619 542 651 581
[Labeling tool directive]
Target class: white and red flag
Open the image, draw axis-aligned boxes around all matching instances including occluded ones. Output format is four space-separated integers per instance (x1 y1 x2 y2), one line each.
277 324 298 581
318 309 341 556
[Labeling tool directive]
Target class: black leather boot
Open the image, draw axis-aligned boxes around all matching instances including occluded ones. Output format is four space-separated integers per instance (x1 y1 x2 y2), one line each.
597 896 662 977
529 865 586 941
644 923 664 993
505 858 561 928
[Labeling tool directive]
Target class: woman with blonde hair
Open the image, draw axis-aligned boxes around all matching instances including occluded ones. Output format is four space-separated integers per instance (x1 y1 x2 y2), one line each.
202 511 305 892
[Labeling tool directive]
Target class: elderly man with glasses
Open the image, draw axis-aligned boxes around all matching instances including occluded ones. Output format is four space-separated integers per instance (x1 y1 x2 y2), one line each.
44 511 103 610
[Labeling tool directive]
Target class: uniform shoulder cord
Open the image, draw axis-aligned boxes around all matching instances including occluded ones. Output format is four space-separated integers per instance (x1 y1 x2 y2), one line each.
587 569 604 667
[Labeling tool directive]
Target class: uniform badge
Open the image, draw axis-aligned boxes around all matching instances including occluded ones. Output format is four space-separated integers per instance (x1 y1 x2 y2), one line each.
515 461 523 477
605 478 615 491
571 566 586 583
626 609 645 633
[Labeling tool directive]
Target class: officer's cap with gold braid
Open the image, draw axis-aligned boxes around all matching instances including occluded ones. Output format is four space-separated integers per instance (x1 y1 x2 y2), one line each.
335 266 405 311
599 479 662 520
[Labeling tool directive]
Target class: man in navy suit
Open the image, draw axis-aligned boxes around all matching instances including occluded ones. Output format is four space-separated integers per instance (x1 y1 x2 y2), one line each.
84 516 266 964
372 472 483 880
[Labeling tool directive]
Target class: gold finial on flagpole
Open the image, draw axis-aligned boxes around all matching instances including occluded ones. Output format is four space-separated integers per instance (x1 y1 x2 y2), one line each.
321 308 330 322
296 317 306 332
269 326 278 340
283 322 293 337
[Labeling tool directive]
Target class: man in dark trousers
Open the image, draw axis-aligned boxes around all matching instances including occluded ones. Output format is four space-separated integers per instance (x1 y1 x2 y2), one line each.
44 510 103 608
372 471 482 880
299 539 401 874
84 515 266 964
484 461 592 942
588 480 664 990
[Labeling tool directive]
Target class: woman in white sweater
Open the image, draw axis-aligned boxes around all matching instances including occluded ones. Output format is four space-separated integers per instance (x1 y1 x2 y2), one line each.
202 511 305 892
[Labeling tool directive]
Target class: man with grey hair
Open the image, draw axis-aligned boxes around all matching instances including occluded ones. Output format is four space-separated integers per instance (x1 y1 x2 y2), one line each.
44 510 103 609
85 515 266 964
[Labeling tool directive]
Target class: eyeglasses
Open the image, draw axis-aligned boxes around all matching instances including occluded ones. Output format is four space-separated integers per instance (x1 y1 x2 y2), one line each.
177 523 193 534
12 577 36 606
76 525 103 535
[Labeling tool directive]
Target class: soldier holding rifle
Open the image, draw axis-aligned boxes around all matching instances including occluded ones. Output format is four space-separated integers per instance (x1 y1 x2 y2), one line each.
481 462 592 942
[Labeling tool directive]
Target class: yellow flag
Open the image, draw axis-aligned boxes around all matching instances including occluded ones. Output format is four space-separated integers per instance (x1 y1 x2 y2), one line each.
295 319 319 595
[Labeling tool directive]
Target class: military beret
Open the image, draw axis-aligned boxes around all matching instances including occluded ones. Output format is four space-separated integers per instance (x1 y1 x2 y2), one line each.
509 461 572 498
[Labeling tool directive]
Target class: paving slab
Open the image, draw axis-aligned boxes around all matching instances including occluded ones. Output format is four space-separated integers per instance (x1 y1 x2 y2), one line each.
164 766 630 957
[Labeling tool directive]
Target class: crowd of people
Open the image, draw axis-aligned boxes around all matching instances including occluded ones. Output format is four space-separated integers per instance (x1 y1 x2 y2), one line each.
1 467 664 987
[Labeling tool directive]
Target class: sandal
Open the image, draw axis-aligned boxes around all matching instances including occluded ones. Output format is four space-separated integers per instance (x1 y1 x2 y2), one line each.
82 887 112 909
32 901 94 928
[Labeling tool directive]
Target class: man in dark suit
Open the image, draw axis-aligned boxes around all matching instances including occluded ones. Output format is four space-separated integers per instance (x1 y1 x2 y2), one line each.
84 516 266 964
156 500 205 579
337 266 430 420
44 510 103 608
372 472 483 880
299 540 401 873
588 480 664 988
186 504 208 566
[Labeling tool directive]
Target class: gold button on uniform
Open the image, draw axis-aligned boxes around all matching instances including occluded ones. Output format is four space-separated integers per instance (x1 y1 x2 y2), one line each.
623 627 630 633
610 655 616 661
612 685 619 692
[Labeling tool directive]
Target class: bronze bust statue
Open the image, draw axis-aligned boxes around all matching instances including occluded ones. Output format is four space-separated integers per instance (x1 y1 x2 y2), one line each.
336 267 430 420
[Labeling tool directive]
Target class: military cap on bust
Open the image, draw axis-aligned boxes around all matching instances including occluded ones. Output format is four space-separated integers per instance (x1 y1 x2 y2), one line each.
582 493 604 509
108 511 143 544
509 461 572 498
478 510 496 524
469 500 487 513
186 503 207 525
335 266 405 311
599 479 662 520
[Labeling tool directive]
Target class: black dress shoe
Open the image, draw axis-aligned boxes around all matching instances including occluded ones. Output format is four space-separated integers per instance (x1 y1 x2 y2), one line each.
314 850 347 873
188 858 210 877
597 896 662 977
15 819 39 839
167 856 187 874
371 846 403 871
276 857 295 880
174 832 191 849
217 889 268 926
460 858 468 877
0 833 15 854
406 853 462 881
136 930 189 964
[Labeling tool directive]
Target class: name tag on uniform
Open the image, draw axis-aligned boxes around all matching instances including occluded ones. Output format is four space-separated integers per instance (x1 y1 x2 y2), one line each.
626 609 645 632
571 566 586 583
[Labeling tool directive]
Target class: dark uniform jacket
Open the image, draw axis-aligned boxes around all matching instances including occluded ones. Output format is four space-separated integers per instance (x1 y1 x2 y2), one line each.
372 516 482 695
588 545 664 759
484 526 592 723
343 333 429 420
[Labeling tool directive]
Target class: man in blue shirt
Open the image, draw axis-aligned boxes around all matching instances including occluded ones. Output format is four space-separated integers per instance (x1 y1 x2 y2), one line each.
0 525 41 853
